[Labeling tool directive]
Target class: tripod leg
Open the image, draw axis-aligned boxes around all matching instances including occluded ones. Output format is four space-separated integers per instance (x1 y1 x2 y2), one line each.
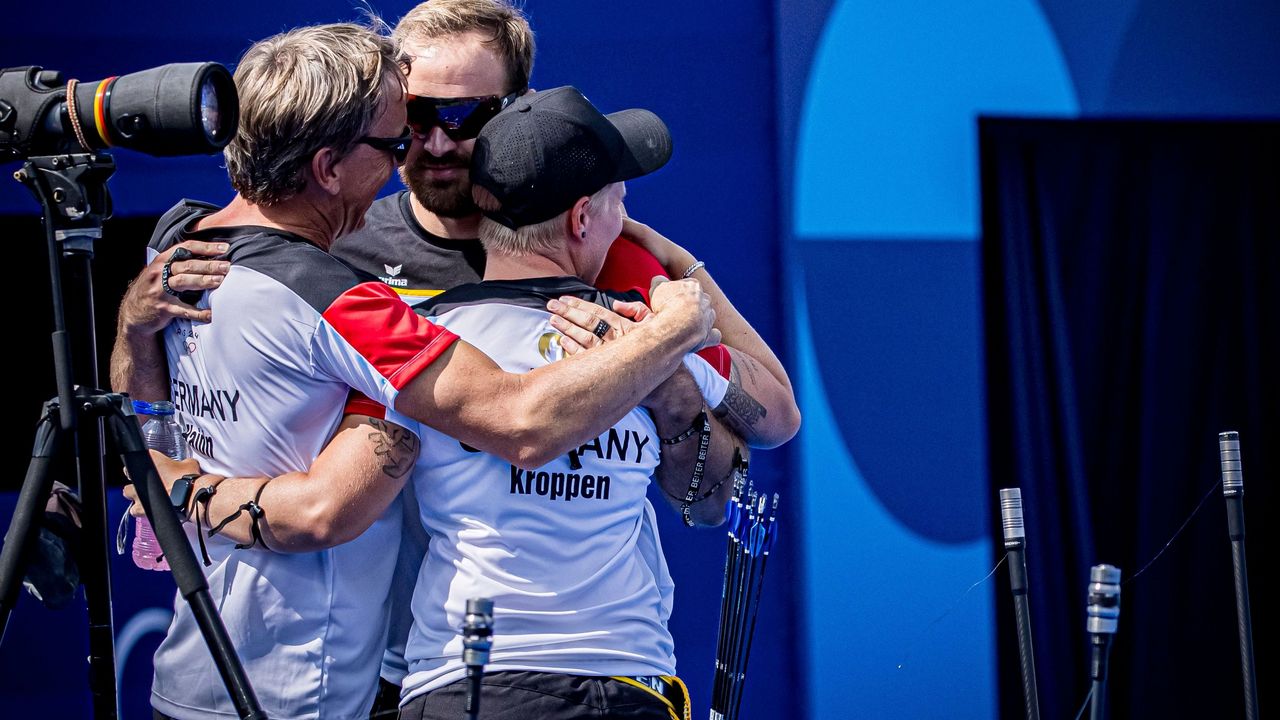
0 403 62 643
76 417 120 718
105 407 266 720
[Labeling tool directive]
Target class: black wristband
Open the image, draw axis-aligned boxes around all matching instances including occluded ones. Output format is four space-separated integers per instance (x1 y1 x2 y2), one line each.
191 481 219 567
169 473 200 516
208 481 271 552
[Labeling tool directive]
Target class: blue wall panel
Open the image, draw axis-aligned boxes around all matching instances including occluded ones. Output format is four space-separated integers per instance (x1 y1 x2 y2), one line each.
1 3 792 718
795 241 995 718
787 0 1079 715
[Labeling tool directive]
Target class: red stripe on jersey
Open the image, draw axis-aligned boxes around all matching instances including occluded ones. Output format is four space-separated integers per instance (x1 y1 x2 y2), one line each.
597 237 733 380
323 281 459 390
343 391 387 419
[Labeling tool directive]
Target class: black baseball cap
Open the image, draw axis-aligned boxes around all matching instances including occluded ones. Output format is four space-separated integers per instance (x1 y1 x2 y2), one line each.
471 86 673 229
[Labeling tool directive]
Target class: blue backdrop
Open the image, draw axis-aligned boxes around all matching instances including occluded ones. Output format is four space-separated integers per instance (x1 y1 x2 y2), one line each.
4 0 1279 717
779 0 1279 717
0 2 792 718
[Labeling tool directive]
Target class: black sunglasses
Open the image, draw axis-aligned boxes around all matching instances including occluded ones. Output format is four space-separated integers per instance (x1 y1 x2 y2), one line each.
406 89 526 141
357 127 413 164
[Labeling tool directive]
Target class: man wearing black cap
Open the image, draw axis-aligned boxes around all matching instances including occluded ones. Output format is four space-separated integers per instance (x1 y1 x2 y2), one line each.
385 86 743 720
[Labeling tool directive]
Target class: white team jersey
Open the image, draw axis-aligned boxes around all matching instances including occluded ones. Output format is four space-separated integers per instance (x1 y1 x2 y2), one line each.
144 202 457 720
388 277 727 702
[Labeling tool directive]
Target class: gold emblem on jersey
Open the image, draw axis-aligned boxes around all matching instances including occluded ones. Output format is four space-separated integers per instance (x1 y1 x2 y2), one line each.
538 331 565 363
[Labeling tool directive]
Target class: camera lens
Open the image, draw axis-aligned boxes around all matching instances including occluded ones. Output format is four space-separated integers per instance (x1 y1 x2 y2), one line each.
200 77 224 143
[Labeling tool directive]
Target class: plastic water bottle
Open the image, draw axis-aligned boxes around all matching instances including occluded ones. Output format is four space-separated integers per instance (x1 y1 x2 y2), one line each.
133 400 188 571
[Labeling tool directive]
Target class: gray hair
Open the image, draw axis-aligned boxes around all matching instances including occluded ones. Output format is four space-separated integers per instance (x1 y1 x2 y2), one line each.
394 0 535 93
224 23 405 206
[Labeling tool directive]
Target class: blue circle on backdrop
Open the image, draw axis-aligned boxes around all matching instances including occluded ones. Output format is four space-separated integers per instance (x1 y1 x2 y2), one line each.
794 0 1078 543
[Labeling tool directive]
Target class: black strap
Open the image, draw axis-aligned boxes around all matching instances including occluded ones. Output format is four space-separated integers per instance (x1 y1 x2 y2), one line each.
662 413 705 445
207 482 271 552
191 483 218 566
665 446 744 505
677 412 713 527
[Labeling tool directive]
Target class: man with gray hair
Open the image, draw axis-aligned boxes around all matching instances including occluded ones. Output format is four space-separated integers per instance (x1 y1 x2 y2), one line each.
111 23 718 720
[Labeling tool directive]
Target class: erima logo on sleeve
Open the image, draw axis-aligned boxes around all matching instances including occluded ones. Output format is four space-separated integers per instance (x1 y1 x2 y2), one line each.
380 263 408 287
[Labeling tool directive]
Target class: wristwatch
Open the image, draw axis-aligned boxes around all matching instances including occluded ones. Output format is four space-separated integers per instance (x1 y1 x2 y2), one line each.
170 473 200 517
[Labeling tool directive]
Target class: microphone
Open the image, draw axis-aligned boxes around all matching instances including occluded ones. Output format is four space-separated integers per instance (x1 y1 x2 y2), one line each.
461 597 494 720
1218 431 1258 720
1220 431 1246 547
999 488 1040 720
1086 564 1121 720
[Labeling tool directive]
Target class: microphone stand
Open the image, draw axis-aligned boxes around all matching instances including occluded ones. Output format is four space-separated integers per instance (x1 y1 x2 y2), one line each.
999 488 1040 720
1085 565 1121 720
1218 431 1259 720
461 597 494 720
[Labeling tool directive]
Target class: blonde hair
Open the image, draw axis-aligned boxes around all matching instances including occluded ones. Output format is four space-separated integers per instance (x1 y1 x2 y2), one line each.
224 23 405 206
474 184 611 257
394 0 535 93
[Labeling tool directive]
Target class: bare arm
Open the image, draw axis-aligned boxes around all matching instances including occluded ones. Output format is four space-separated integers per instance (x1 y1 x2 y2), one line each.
111 321 170 403
394 277 719 469
126 414 418 552
548 295 742 526
620 218 801 448
109 240 230 400
644 369 744 527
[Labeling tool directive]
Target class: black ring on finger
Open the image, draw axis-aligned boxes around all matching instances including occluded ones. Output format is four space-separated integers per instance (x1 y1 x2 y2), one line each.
161 260 181 297
592 319 610 339
161 247 194 297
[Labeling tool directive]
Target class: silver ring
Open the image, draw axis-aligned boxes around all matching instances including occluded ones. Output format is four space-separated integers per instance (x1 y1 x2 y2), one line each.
592 319 610 339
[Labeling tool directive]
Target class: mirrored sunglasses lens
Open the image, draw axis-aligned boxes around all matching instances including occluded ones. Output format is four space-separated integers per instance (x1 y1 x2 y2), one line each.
406 99 440 133
407 97 505 140
436 101 484 130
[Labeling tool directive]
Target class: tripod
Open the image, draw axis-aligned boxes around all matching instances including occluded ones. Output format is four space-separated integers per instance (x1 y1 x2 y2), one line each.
0 153 264 719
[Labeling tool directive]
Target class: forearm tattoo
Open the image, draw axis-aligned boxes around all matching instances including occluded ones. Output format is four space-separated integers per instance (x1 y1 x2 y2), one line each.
713 360 767 434
367 418 419 479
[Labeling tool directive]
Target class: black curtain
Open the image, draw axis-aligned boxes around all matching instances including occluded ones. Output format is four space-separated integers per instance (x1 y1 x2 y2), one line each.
980 119 1278 720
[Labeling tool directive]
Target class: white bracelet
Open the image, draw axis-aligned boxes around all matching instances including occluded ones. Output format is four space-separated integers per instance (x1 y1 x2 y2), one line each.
681 260 706 278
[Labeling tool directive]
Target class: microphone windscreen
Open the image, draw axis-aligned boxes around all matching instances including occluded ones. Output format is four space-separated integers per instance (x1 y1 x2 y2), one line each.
1086 564 1122 635
1218 431 1243 496
999 488 1025 545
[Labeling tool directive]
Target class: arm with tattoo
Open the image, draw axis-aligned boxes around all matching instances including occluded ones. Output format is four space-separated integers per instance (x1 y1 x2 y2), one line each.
136 414 421 553
637 367 746 527
712 351 771 440
617 219 801 448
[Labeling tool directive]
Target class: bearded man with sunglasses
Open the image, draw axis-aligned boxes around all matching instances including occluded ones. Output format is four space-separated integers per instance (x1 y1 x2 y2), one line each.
331 0 797 444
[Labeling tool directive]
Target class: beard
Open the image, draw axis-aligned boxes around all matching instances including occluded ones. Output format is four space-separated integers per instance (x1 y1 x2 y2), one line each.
401 147 478 218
